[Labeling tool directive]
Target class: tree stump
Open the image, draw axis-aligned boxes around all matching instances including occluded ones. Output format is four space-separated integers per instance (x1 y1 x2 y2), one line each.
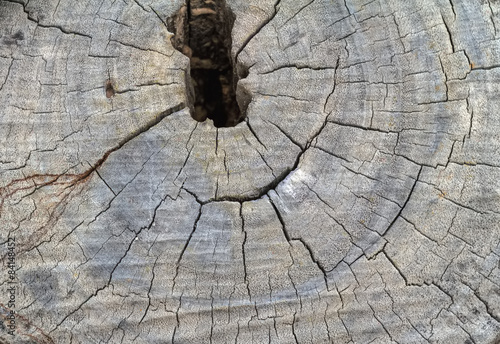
1 0 500 343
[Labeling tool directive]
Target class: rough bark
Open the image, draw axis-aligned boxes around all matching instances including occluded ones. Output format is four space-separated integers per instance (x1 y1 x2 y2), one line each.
1 0 500 343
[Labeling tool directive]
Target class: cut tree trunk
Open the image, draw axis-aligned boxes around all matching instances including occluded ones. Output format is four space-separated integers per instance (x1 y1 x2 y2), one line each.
1 0 500 343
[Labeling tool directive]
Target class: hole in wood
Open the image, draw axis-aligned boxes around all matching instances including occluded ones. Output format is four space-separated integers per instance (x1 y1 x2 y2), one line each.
105 79 115 98
168 0 244 128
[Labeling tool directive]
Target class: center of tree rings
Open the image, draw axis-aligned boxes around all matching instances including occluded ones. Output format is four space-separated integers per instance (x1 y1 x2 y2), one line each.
168 0 244 128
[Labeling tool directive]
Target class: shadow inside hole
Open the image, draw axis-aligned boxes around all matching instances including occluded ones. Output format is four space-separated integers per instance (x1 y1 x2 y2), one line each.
168 0 244 128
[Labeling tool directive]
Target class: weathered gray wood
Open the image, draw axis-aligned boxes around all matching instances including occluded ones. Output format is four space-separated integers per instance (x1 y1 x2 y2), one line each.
1 0 500 343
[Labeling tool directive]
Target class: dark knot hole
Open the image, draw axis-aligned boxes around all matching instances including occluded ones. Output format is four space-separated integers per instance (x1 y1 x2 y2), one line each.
168 0 245 128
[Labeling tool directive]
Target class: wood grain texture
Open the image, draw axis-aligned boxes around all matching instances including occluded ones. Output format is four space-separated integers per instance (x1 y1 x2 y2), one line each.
0 0 499 343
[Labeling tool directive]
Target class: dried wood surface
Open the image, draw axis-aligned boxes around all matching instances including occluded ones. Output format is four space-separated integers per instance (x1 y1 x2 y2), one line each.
1 0 500 343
